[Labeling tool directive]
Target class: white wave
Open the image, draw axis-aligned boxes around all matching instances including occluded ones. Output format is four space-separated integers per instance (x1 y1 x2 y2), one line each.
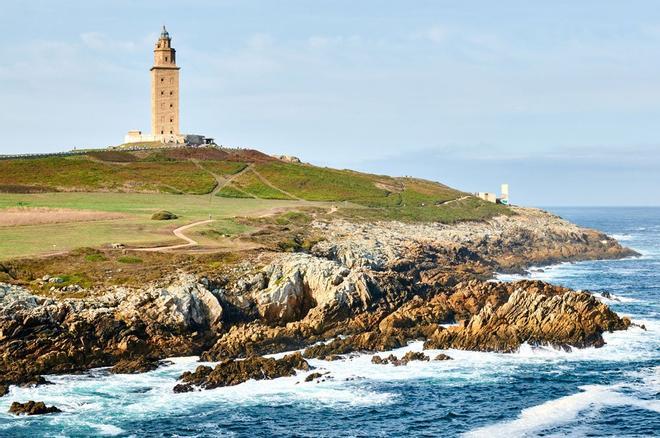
463 369 660 438
85 422 125 436
594 292 640 304
611 233 634 242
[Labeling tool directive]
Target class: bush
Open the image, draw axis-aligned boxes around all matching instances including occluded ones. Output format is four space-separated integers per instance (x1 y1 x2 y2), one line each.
117 256 143 264
84 253 107 262
151 210 178 220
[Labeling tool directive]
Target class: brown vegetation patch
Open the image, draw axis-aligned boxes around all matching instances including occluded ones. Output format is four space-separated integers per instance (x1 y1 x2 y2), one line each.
226 149 277 163
87 151 138 163
161 147 231 161
0 247 255 295
0 184 54 194
0 207 126 227
374 180 404 193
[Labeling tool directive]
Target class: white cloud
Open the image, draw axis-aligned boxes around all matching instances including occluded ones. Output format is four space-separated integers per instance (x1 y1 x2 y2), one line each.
411 26 450 44
246 33 274 50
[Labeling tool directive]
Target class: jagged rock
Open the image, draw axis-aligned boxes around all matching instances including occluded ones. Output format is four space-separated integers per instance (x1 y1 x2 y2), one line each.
254 253 372 325
0 206 636 390
371 352 429 366
110 357 161 374
434 354 453 361
9 401 61 416
305 372 325 382
200 323 311 361
174 352 310 392
424 289 630 352
0 275 223 387
313 207 636 273
0 385 8 397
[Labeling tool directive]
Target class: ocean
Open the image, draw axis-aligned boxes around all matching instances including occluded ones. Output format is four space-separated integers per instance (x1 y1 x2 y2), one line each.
0 207 658 437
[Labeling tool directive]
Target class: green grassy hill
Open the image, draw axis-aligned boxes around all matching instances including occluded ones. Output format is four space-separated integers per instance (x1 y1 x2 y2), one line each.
0 147 510 223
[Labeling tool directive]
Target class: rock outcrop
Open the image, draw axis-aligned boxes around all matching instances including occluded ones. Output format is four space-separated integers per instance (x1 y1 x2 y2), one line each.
424 288 630 352
0 207 636 390
173 352 310 392
8 401 61 416
0 276 223 388
371 351 430 366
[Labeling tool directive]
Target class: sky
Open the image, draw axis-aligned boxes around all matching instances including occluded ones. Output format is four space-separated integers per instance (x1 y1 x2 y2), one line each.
1 0 659 206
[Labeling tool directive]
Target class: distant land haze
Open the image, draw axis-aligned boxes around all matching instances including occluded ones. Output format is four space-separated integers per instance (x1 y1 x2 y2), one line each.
0 1 658 205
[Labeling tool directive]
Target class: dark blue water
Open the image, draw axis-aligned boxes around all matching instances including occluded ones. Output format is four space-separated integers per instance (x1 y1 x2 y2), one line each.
1 207 658 437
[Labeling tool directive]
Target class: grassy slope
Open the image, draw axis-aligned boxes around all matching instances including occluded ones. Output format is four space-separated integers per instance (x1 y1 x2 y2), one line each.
218 169 293 200
0 147 512 258
0 153 247 195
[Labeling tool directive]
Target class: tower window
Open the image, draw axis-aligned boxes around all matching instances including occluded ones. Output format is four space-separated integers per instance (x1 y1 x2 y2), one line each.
161 130 164 134
161 91 164 95
161 78 164 82
165 56 168 62
170 118 173 122
170 91 173 95
170 104 173 108
170 130 173 134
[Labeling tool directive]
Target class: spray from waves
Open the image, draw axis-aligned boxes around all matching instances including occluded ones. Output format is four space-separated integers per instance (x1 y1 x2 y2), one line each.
462 367 660 438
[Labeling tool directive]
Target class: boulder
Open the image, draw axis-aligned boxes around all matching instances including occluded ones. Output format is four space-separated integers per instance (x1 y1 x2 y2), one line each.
305 372 325 382
434 353 453 361
9 401 61 416
110 357 160 374
370 352 429 366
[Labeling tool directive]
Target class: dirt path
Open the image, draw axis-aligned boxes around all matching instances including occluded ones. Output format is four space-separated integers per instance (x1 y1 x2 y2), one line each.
132 220 214 252
249 167 303 201
192 160 255 199
437 195 471 206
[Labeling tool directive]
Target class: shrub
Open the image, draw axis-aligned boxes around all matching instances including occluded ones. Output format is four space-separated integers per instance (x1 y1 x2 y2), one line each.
117 256 143 264
151 210 178 220
84 253 107 262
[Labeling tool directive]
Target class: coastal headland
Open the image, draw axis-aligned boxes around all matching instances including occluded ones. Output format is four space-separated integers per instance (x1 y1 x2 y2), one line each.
0 147 638 405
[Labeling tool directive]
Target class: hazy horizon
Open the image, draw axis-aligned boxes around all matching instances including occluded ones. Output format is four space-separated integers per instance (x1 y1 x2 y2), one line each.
1 0 659 206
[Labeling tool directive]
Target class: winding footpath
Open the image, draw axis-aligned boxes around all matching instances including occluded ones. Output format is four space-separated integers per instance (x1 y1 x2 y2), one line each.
132 220 214 252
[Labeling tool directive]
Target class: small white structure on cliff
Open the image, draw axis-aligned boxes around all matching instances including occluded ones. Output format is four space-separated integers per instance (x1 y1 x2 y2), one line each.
476 183 510 205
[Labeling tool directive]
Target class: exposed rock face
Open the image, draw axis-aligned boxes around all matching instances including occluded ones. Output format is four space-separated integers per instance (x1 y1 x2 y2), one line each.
173 352 310 392
9 401 61 416
254 253 372 325
0 276 223 387
425 288 630 352
313 207 636 274
0 207 636 390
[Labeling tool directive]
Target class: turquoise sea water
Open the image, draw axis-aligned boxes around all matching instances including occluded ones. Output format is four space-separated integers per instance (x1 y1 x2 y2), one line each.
0 207 658 437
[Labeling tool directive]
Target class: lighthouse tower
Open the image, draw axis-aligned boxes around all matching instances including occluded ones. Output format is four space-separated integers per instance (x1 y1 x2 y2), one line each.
150 26 182 143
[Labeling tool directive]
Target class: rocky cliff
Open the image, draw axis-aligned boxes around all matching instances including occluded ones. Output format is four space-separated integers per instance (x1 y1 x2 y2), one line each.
0 207 636 394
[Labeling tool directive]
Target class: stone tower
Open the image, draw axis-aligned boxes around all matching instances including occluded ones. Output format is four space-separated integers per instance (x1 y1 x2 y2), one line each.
151 26 180 142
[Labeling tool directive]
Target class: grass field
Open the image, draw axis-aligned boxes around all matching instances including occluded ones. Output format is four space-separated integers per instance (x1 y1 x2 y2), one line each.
0 192 313 259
